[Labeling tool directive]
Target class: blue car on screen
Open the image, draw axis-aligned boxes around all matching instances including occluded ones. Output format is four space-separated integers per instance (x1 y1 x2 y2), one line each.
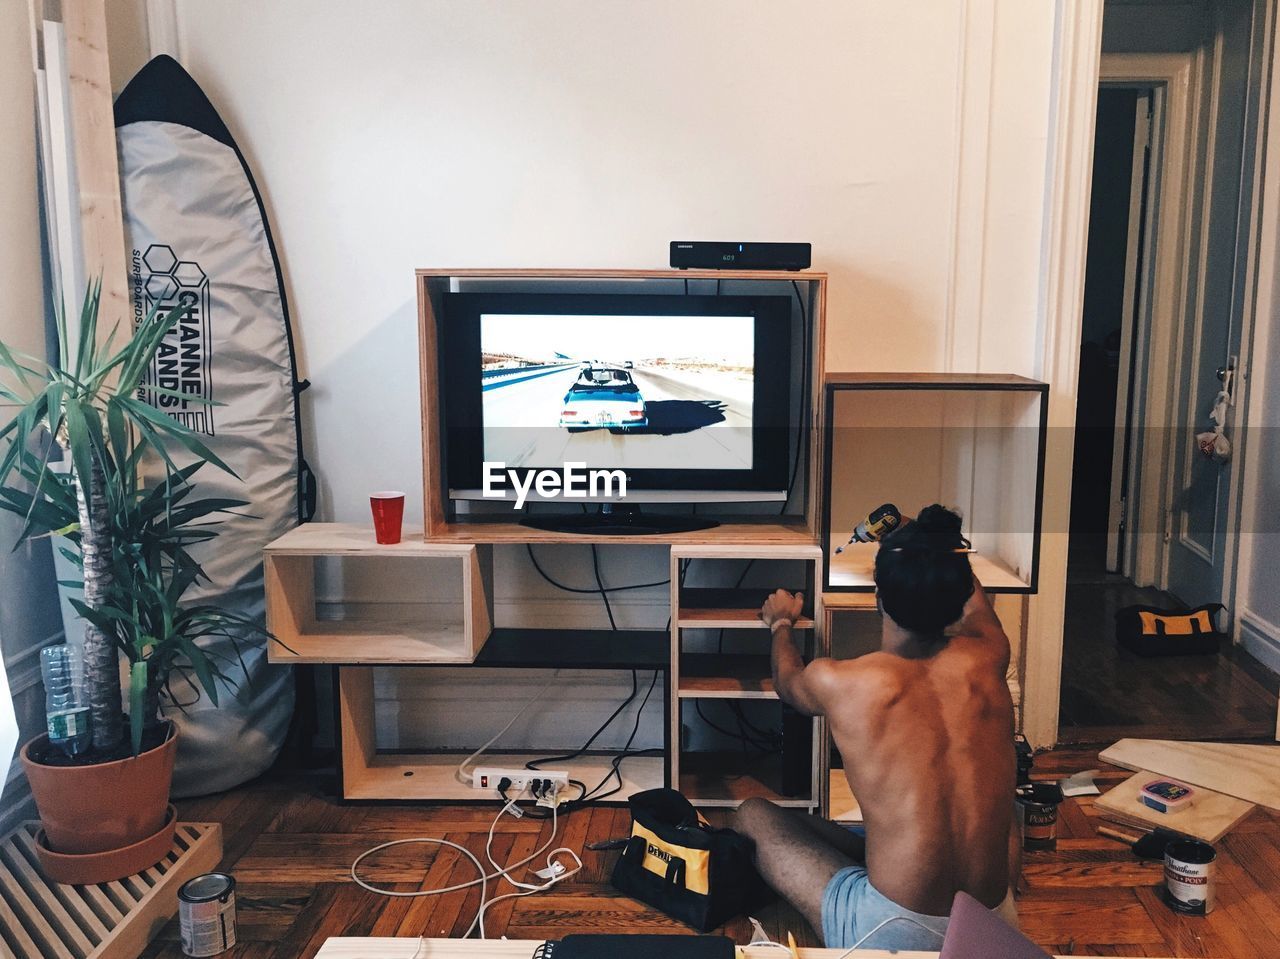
559 367 648 432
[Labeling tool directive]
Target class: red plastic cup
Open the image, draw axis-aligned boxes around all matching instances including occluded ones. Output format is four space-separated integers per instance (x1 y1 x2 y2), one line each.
370 491 405 545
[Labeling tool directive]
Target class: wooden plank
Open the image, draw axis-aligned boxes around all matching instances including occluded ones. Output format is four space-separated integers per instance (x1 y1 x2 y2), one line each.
416 268 830 282
678 752 815 808
11 829 108 941
828 540 1029 592
264 523 473 556
824 371 1046 388
314 938 1154 959
419 274 448 537
671 542 822 561
343 753 664 803
1095 769 1256 843
59 0 128 354
0 837 94 956
429 518 818 547
829 770 863 823
269 620 474 665
338 666 377 798
1100 740 1280 810
678 654 775 698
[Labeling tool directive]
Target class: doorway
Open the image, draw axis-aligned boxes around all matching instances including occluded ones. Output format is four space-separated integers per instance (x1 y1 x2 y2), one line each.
1058 63 1280 744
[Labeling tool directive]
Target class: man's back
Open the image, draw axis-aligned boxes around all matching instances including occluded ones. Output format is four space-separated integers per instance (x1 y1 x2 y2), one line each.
822 632 1015 916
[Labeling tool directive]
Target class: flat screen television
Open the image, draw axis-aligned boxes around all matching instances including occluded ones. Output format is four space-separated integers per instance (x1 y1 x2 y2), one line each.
439 292 794 533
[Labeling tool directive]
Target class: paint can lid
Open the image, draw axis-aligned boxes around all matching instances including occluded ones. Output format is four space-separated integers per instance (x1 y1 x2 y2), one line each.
179 873 235 902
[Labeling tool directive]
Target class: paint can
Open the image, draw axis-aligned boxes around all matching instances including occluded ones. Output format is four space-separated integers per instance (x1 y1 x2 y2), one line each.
178 872 237 956
1016 782 1064 851
1164 839 1216 915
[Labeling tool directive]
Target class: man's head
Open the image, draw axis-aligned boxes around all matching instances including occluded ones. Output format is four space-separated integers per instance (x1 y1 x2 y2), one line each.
873 504 974 640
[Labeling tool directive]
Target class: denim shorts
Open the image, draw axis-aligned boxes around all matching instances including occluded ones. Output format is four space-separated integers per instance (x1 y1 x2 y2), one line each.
821 864 1018 950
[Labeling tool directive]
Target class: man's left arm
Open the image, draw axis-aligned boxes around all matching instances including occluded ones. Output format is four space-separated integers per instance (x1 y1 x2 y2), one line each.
761 589 833 716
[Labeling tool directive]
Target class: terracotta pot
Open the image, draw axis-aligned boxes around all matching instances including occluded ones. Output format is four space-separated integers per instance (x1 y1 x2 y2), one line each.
35 805 177 885
20 724 177 857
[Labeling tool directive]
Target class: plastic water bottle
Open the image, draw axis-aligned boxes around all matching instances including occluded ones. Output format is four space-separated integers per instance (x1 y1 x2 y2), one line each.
40 644 91 758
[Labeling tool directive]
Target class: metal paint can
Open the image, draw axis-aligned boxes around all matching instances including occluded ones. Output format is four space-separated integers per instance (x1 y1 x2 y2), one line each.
1016 782 1064 851
179 872 237 956
1164 839 1216 915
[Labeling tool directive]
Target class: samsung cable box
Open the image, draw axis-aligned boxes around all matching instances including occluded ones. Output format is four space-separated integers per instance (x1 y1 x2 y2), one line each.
670 240 811 271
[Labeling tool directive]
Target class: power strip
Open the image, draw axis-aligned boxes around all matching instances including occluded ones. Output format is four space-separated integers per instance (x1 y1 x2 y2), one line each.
472 766 570 793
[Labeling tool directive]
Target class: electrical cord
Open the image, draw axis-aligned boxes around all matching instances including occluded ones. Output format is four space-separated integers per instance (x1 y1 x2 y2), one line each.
456 676 560 784
590 543 617 630
525 543 669 594
350 785 582 940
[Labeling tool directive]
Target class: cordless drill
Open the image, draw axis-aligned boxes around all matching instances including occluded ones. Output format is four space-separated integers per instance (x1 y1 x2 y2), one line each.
835 503 902 553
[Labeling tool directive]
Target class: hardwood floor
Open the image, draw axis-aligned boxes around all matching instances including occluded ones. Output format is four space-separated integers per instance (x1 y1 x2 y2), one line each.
136 744 1280 958
1058 571 1279 744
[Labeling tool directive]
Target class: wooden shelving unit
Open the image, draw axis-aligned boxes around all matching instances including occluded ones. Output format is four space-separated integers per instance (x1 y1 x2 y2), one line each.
259 271 1049 809
670 544 824 810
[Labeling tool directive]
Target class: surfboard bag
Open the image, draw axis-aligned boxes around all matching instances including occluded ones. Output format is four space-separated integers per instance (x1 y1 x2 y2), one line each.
114 56 316 796
1115 604 1225 657
610 788 765 932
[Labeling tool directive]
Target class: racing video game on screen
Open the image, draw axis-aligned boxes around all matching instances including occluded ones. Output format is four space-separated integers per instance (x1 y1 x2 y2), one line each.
480 312 754 472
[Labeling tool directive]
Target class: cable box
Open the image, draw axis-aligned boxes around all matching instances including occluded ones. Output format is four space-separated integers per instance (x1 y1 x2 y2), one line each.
670 241 811 271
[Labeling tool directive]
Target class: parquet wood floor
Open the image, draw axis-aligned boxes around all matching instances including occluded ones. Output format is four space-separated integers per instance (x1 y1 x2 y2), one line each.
137 745 1280 958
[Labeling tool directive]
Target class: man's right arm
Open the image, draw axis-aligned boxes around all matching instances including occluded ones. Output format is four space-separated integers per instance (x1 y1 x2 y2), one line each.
954 575 1011 670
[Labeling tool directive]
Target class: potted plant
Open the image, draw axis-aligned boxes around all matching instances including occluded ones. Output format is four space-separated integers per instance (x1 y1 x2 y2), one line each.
0 282 268 883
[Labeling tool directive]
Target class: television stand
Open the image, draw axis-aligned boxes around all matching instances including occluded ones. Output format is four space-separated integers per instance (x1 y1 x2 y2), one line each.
519 504 718 536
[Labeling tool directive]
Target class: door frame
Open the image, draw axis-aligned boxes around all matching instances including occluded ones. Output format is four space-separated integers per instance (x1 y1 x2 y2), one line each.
1098 53 1202 589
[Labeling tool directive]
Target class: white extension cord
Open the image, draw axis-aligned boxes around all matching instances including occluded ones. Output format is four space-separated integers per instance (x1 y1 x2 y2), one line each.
350 786 582 940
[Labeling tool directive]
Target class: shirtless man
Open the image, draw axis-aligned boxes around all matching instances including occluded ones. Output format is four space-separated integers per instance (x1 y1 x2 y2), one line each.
733 504 1019 951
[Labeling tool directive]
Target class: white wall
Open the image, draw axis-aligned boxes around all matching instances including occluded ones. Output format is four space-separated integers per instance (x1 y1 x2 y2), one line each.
0 0 66 832
129 0 1066 749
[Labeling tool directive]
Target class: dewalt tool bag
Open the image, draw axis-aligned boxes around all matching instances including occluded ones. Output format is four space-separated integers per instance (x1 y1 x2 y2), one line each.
1116 603 1225 657
610 788 764 931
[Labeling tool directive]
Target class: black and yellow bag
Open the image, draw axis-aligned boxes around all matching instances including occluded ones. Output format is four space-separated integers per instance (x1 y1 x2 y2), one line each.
610 788 765 932
1115 603 1225 657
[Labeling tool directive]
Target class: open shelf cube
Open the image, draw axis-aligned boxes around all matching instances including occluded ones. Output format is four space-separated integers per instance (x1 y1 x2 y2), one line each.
264 523 493 664
678 750 816 809
822 374 1047 593
337 666 665 801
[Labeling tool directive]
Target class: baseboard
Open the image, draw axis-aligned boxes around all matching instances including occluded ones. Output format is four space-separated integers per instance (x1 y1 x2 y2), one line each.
1238 607 1280 676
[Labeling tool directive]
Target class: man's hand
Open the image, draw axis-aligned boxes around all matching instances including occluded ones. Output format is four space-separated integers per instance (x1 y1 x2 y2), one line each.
761 589 804 628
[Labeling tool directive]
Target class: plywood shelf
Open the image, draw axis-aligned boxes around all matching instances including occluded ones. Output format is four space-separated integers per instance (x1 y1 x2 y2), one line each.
678 751 815 808
676 588 815 630
344 751 666 803
678 654 775 698
426 517 818 547
824 371 1045 389
826 540 1030 593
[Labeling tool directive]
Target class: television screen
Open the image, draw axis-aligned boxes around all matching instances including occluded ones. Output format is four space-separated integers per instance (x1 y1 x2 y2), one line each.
440 293 793 498
480 312 754 472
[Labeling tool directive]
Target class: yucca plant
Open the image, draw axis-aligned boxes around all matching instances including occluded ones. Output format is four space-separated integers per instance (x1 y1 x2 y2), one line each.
0 280 255 758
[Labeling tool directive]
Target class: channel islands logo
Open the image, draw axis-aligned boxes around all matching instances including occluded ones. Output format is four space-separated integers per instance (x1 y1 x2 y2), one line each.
130 243 215 435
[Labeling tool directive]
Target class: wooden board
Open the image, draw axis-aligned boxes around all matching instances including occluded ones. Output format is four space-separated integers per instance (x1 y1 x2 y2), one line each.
829 770 864 823
0 821 221 959
1094 769 1256 843
264 523 474 556
678 654 775 698
824 371 1046 388
1100 739 1280 810
343 752 665 803
678 751 815 808
428 518 819 547
314 938 1153 959
827 539 1029 592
